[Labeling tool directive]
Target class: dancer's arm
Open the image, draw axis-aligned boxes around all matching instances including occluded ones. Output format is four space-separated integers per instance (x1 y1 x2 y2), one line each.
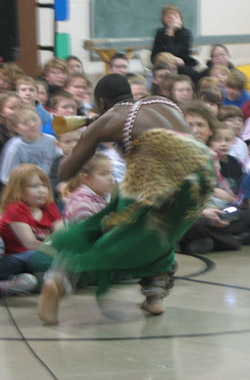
58 110 123 181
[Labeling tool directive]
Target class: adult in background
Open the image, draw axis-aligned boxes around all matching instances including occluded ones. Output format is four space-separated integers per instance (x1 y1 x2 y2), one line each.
198 44 235 82
151 4 197 68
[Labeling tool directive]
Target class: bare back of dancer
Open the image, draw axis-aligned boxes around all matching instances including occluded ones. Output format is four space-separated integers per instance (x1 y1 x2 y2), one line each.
58 96 192 181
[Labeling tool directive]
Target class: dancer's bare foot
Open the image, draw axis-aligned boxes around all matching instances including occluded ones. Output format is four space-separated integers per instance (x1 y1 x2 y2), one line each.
141 295 165 315
37 278 64 324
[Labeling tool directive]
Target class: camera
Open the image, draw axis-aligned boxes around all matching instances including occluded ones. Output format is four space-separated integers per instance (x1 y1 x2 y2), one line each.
220 206 240 222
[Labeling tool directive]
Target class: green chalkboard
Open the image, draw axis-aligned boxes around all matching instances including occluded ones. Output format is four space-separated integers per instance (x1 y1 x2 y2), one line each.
91 0 198 39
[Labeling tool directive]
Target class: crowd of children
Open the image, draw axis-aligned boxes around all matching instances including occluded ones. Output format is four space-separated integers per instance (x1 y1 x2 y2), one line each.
179 102 250 252
0 56 117 295
0 3 250 300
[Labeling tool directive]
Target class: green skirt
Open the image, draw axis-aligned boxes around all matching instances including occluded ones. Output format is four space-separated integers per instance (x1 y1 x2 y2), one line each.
37 180 201 296
35 129 215 295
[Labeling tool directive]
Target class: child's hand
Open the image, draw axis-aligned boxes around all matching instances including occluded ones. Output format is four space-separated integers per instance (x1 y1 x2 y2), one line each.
202 208 229 227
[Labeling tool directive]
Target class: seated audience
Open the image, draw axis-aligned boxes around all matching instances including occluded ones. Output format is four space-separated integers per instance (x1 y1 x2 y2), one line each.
0 92 21 153
153 52 178 73
224 69 250 109
0 62 24 92
40 58 69 104
183 100 217 145
0 104 62 193
108 53 129 76
170 74 194 109
198 44 234 81
56 129 82 159
198 88 223 116
65 55 84 74
240 116 250 147
62 153 114 223
42 91 77 136
179 104 250 252
55 128 83 211
64 73 93 115
16 75 52 125
242 99 250 121
197 76 222 97
210 64 231 88
150 64 175 96
218 105 249 169
127 75 149 100
0 164 63 295
157 72 174 98
35 80 50 109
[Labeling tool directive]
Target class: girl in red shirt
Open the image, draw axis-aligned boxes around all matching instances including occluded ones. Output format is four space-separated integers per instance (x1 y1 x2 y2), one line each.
0 164 63 294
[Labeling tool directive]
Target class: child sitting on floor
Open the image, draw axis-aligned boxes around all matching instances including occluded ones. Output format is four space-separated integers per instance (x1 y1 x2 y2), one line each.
0 164 63 295
42 91 77 136
218 105 250 170
16 75 52 125
64 73 93 116
224 69 250 109
210 64 231 88
0 104 62 193
62 152 114 223
198 88 223 117
179 123 250 253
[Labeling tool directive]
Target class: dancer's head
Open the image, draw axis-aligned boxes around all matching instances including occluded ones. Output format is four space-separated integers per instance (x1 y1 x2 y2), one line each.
94 74 133 114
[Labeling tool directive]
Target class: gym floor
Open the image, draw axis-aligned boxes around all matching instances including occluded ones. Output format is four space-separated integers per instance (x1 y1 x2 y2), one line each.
0 247 250 380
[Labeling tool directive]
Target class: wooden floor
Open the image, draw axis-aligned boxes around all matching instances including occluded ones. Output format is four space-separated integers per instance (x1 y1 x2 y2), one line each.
0 247 250 380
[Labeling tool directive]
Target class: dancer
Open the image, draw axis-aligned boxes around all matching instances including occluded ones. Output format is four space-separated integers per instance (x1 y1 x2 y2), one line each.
38 74 215 324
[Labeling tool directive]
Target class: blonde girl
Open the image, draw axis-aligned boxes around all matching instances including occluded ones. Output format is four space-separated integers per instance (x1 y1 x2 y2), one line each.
62 152 114 223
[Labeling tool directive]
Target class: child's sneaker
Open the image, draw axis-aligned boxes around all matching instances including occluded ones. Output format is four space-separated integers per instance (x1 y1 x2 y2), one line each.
0 273 38 296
